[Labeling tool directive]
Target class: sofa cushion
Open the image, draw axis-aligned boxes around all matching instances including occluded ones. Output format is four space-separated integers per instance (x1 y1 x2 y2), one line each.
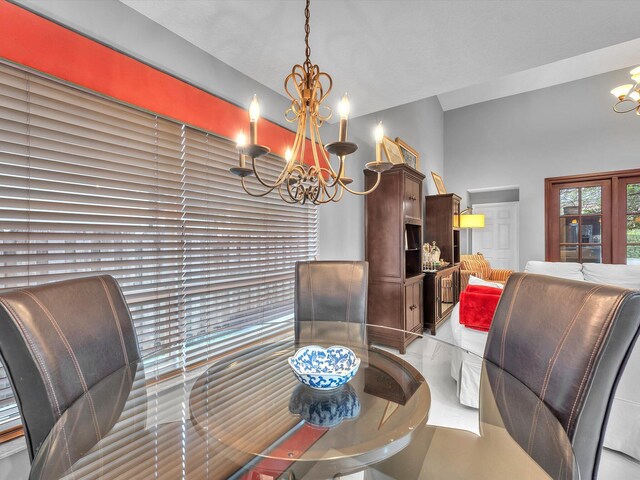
524 261 584 281
582 263 640 290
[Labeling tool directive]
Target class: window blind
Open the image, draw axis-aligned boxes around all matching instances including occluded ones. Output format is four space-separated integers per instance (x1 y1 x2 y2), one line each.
0 61 318 435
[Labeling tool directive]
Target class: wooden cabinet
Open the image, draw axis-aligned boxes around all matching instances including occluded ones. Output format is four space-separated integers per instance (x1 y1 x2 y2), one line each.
423 194 462 335
424 265 460 335
365 164 425 353
424 193 461 265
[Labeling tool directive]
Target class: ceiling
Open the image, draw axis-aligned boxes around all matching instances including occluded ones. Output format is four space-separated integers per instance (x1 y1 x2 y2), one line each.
120 0 640 117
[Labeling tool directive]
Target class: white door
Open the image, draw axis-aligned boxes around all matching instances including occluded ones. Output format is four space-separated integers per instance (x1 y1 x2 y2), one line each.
472 202 519 271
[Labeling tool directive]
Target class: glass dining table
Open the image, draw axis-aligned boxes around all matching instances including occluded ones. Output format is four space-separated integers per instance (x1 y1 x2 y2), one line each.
28 320 578 480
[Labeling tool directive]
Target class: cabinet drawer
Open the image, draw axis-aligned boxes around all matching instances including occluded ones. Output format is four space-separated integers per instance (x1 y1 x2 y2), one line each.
404 176 421 221
405 281 422 332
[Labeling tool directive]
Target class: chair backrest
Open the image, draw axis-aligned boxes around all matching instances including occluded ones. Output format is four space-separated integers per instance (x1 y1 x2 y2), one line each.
0 275 140 460
460 253 492 278
294 261 368 346
484 272 640 479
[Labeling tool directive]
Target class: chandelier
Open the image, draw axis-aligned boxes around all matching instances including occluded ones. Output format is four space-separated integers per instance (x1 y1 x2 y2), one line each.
229 0 393 205
610 66 640 115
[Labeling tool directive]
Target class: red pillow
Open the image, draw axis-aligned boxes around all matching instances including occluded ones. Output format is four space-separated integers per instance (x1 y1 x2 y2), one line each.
459 286 503 332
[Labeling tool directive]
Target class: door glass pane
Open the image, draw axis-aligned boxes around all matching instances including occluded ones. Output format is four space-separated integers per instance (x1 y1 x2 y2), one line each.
628 183 640 213
560 217 579 243
628 246 640 265
582 246 602 263
560 245 579 262
581 186 602 214
581 216 602 244
628 215 640 243
560 188 579 216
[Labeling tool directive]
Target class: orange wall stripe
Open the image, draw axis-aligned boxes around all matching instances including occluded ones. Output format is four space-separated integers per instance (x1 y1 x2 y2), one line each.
0 0 314 161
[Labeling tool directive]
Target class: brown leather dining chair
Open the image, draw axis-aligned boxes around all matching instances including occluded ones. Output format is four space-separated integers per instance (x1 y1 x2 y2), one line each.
0 275 140 461
374 272 640 479
294 260 369 347
482 272 640 479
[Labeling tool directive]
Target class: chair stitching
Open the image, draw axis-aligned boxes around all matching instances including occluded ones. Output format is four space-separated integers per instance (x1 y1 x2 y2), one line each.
566 292 624 433
98 277 130 367
499 274 527 368
22 291 103 446
0 297 73 470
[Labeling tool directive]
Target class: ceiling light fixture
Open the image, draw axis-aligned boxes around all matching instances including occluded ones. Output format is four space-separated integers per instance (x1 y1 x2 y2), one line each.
229 0 392 205
610 66 640 115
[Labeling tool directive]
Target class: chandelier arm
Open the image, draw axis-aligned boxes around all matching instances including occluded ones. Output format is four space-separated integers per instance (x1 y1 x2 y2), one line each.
339 172 383 196
240 177 279 197
313 183 344 205
331 185 346 203
292 117 307 164
613 99 640 114
249 158 288 190
314 167 343 203
311 121 343 187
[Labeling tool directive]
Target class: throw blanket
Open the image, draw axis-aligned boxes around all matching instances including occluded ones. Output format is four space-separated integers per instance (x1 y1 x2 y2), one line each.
459 285 502 332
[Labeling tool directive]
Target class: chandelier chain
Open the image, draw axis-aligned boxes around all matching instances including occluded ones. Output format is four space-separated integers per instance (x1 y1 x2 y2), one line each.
304 0 312 72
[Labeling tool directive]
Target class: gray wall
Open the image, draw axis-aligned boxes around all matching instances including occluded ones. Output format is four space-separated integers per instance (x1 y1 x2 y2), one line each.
444 67 640 270
318 96 445 260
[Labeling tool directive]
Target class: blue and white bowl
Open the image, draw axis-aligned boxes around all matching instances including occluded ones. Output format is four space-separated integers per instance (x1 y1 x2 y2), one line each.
288 345 361 390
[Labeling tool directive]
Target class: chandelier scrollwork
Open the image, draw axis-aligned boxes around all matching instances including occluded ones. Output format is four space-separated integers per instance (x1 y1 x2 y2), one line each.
229 0 393 205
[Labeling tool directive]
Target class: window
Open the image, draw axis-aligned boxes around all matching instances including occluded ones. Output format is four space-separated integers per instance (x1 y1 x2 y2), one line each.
0 62 317 438
545 169 640 264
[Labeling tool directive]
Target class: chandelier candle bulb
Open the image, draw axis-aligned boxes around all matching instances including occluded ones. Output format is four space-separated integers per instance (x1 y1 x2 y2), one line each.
285 148 294 170
236 131 247 168
337 94 350 142
374 122 384 163
249 94 260 144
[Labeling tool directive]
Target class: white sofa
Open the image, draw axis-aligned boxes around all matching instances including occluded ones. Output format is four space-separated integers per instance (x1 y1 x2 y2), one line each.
449 261 640 460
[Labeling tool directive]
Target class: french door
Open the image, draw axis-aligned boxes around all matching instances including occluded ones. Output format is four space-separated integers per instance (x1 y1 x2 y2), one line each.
546 169 640 264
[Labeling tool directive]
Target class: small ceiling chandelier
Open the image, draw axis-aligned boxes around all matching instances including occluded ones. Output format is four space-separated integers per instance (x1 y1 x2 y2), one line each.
610 66 640 115
229 0 393 205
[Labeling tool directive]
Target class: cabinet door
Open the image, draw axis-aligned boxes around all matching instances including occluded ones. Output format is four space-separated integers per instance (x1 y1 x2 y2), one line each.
405 282 422 332
404 176 421 222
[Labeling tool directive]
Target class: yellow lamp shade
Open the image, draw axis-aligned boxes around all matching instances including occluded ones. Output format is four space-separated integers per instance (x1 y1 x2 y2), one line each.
630 66 640 83
460 213 485 229
611 84 633 100
630 91 640 102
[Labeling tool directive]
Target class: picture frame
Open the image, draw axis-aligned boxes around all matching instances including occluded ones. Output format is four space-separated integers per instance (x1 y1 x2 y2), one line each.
431 172 446 194
395 137 419 170
382 136 404 165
